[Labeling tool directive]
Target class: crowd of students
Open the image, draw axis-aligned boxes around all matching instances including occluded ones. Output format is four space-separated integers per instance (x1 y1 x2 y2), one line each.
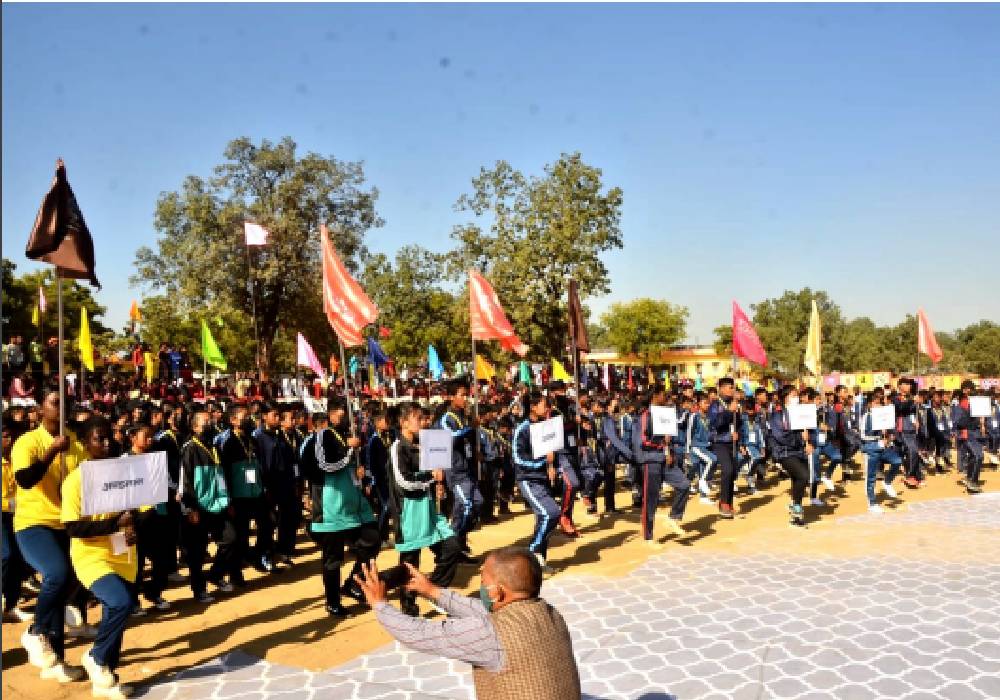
2 370 998 698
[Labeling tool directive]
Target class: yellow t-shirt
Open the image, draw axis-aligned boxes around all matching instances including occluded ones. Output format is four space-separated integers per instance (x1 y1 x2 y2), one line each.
12 426 87 531
2 456 15 513
60 468 138 588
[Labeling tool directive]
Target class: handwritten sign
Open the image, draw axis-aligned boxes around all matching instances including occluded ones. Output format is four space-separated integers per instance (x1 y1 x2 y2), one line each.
870 404 896 431
418 429 453 471
530 416 565 459
788 403 818 431
650 406 678 436
970 396 991 418
81 452 168 516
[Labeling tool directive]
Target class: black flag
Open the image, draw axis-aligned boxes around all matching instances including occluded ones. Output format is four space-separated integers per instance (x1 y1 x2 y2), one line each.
25 159 100 288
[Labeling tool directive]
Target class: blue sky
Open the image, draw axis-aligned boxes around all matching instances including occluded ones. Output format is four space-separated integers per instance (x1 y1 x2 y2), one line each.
4 3 999 343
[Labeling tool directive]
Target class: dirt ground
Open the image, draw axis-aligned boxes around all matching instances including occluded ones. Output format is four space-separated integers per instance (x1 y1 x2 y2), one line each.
2 460 995 699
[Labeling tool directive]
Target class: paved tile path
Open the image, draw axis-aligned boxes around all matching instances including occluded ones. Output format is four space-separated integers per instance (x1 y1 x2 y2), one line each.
138 495 1000 699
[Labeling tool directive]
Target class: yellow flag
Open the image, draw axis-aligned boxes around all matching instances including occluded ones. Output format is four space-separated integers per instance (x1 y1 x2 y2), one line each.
804 299 821 376
79 307 95 371
551 358 572 382
475 354 496 381
144 351 157 383
32 304 39 327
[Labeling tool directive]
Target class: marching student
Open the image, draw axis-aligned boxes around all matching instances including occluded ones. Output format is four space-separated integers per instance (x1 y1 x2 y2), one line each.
299 402 381 617
598 397 632 515
952 381 984 494
254 404 300 567
62 415 145 699
217 404 274 574
131 425 173 612
13 390 90 682
388 403 461 617
832 385 862 481
437 381 481 561
476 405 501 525
512 391 560 573
738 398 766 495
687 392 716 504
707 378 740 519
365 409 395 540
803 389 841 505
179 408 242 603
767 386 811 527
576 408 605 520
894 378 924 488
632 386 688 547
927 390 955 472
859 392 905 513
548 382 582 537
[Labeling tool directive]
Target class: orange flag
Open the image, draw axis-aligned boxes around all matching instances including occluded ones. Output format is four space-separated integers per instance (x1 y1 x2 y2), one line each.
129 300 142 323
917 308 943 364
469 270 528 356
321 224 378 346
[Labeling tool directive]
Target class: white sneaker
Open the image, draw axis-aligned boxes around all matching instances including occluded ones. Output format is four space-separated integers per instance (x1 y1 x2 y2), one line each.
4 606 33 623
65 605 85 628
882 483 898 499
868 504 884 514
810 498 826 507
82 649 116 688
698 478 711 497
40 661 85 683
21 628 57 669
66 622 99 638
821 477 836 491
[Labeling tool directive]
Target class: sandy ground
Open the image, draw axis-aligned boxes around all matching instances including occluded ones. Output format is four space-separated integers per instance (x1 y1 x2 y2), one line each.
2 458 996 699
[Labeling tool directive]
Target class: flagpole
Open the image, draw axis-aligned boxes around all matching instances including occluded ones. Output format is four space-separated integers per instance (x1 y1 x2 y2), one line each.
245 244 261 378
471 335 481 482
337 335 356 437
57 275 66 438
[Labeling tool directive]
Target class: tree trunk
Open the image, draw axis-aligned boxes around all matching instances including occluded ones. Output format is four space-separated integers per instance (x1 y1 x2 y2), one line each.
258 334 272 380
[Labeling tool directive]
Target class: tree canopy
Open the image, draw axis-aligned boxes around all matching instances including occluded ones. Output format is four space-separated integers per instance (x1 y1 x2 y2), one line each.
601 298 688 363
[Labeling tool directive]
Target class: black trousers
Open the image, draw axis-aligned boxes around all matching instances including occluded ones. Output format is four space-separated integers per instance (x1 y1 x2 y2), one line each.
182 510 241 595
640 463 690 539
394 536 462 609
136 510 175 602
711 443 738 507
233 496 275 564
479 460 500 521
272 489 301 557
314 523 381 607
779 456 809 504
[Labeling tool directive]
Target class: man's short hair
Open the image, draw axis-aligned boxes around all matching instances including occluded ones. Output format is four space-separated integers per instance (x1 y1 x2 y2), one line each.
487 546 542 598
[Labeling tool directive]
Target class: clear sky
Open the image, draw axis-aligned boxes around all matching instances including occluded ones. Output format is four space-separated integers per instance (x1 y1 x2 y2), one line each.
4 3 999 343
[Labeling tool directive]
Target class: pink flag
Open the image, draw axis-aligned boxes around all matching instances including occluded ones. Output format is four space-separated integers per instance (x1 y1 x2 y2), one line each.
917 308 943 364
321 224 378 347
39 287 47 313
732 301 768 367
296 333 326 378
469 270 528 356
244 221 269 246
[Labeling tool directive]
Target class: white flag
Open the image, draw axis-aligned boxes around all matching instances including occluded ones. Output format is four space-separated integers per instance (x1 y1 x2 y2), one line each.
244 222 269 246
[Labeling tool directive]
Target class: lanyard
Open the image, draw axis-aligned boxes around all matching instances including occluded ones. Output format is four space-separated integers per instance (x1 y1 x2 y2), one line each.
191 437 219 465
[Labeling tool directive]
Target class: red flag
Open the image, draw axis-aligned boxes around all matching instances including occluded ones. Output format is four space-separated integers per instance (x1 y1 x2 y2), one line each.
321 224 378 346
379 326 391 338
732 301 768 367
917 308 943 364
469 270 528 356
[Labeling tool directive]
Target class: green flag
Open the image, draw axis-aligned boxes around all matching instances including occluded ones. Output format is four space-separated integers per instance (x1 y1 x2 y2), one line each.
201 319 227 370
519 360 532 385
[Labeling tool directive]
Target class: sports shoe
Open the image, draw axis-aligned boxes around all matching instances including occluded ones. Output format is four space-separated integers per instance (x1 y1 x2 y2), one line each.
904 476 919 488
821 477 835 491
967 483 983 494
65 605 85 628
698 478 711 497
82 649 116 688
882 482 898 499
810 498 826 507
746 475 757 493
718 504 734 520
788 503 805 526
195 591 215 604
40 661 85 682
663 517 685 537
151 597 171 611
868 504 884 514
167 572 187 583
66 622 99 638
130 604 147 618
21 628 57 669
211 579 234 594
4 606 33 623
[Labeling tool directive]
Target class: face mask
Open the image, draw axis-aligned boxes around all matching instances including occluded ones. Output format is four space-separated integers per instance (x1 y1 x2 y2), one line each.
479 584 495 613
788 397 799 405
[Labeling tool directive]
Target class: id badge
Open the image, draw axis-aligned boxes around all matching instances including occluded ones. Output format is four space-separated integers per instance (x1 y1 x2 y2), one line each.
818 433 827 445
216 472 227 492
465 443 473 460
937 422 945 432
876 439 885 449
747 432 757 445
567 435 576 447
245 467 257 485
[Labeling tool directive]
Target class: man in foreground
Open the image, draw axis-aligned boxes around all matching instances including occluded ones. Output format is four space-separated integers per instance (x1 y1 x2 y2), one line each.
355 546 581 700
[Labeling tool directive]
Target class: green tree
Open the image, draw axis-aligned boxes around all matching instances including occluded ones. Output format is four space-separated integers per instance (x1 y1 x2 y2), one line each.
958 321 1000 375
751 289 847 374
448 153 624 359
840 317 882 372
601 298 688 364
132 137 382 375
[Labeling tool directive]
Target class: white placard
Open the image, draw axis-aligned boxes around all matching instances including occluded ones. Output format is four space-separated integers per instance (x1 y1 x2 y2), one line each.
651 406 678 436
530 416 565 459
418 429 453 471
969 396 991 418
81 452 168 516
870 404 896 431
788 403 818 431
